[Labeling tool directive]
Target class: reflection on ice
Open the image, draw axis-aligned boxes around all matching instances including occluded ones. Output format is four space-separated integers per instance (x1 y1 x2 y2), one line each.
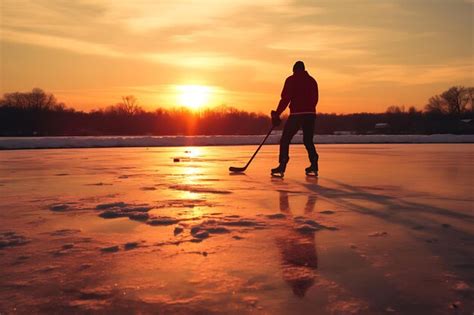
276 191 318 298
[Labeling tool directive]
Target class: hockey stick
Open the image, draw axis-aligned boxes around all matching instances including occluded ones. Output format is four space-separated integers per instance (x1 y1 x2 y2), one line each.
229 126 274 173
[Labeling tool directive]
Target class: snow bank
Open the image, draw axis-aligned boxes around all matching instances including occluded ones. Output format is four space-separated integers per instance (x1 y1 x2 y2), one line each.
0 134 473 149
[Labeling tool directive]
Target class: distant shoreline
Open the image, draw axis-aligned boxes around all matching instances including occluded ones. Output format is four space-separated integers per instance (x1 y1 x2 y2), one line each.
1 134 473 150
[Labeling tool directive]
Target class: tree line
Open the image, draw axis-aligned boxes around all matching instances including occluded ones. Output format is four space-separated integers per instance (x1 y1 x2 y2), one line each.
0 87 472 136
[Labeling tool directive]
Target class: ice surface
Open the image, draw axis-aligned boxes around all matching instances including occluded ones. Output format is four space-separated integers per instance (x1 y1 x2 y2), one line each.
0 144 473 314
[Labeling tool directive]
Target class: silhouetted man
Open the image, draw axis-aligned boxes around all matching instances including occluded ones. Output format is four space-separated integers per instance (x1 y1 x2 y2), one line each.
271 61 319 177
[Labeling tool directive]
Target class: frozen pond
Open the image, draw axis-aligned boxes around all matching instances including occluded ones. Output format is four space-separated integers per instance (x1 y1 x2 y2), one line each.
0 144 473 314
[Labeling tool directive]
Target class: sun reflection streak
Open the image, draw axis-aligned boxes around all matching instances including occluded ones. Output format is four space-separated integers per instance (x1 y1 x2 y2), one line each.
185 147 201 158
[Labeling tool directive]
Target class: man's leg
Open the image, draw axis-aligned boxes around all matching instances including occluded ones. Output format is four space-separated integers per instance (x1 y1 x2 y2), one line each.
301 114 318 172
279 115 300 165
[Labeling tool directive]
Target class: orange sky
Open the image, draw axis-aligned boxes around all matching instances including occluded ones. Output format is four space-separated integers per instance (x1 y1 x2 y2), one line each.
0 0 473 113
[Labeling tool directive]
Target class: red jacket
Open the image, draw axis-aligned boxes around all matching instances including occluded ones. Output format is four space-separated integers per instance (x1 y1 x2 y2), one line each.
276 71 318 115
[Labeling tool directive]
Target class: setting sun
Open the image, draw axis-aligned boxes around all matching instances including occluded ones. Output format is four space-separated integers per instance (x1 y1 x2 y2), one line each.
177 85 211 110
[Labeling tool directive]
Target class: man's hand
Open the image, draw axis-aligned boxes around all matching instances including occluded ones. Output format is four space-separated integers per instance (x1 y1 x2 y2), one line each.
271 110 281 127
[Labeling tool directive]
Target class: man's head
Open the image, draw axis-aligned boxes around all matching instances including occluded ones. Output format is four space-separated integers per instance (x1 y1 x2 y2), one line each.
293 61 305 73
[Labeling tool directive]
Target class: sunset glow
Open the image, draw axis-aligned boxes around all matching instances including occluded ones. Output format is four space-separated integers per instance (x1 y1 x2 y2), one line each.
0 1 472 113
177 85 212 110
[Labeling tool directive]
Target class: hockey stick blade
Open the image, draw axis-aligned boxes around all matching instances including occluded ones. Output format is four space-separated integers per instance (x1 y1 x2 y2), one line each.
229 166 246 173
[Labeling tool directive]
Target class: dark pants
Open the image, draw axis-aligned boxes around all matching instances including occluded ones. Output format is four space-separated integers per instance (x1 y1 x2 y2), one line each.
279 114 318 168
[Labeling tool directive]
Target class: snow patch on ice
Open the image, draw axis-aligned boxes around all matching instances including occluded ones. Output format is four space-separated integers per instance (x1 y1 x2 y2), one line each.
49 204 71 212
164 199 212 208
48 202 80 212
98 203 153 221
0 231 30 249
141 186 157 191
37 265 61 273
1 134 473 149
50 229 81 236
174 226 184 235
293 217 337 233
123 242 139 250
100 245 119 253
319 210 335 215
95 202 127 210
192 231 210 239
453 281 470 291
191 222 231 236
265 213 287 219
148 217 180 226
169 184 232 194
62 243 74 250
295 224 321 234
368 231 388 237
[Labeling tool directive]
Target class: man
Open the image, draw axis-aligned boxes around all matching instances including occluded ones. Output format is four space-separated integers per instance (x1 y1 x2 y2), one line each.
271 61 319 177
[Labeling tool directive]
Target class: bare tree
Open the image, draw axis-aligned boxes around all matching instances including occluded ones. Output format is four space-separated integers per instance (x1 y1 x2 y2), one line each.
425 95 447 114
440 86 466 115
105 95 143 116
407 106 418 115
425 86 472 115
0 88 64 110
463 87 474 113
386 105 405 114
121 95 141 115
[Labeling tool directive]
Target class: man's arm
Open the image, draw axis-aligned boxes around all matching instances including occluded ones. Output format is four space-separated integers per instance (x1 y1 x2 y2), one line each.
275 77 292 115
314 79 319 107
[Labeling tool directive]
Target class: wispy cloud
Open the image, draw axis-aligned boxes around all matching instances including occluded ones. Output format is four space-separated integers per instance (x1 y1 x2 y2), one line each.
1 0 472 112
352 60 474 86
1 29 124 58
